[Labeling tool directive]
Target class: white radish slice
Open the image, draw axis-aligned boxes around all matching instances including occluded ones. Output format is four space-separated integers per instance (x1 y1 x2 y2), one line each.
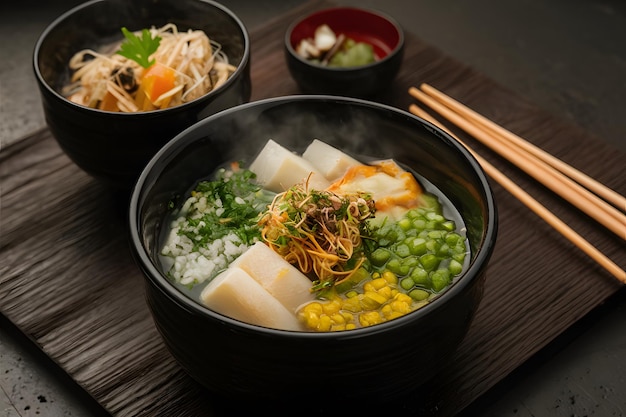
200 266 303 331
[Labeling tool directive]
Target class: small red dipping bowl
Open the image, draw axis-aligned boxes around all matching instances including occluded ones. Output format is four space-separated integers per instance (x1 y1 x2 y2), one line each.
285 7 404 97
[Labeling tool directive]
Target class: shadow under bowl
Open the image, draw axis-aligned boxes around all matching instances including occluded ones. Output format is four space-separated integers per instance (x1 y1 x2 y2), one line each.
33 0 251 191
129 95 498 412
285 7 404 98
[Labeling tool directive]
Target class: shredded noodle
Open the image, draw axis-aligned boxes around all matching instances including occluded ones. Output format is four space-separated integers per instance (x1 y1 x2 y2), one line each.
258 180 376 291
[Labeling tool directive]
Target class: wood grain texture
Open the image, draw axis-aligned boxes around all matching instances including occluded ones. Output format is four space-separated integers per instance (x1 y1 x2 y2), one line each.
1 1 624 415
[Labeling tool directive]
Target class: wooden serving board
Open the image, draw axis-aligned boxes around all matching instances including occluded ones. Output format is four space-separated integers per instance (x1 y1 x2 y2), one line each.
1 1 624 415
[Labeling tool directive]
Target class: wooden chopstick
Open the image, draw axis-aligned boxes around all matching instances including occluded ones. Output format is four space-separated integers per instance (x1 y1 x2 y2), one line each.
421 83 626 211
408 103 626 284
408 86 626 240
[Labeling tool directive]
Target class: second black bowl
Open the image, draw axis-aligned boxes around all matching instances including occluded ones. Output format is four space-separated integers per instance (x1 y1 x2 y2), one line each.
33 0 251 191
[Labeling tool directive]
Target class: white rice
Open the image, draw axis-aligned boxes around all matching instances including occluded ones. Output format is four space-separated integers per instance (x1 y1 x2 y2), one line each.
160 194 255 286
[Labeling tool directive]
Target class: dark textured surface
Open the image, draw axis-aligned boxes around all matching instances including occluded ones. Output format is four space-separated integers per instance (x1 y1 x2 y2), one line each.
1 1 625 416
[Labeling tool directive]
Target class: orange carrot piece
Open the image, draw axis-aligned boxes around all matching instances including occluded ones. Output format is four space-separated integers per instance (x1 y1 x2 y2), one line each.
141 63 176 105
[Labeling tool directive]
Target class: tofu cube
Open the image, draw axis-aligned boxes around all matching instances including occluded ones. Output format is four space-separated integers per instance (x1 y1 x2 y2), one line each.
200 266 302 331
249 139 330 192
231 242 315 312
302 139 361 182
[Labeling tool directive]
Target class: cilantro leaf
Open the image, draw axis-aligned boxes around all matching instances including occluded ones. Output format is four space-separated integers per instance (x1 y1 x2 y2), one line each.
116 27 161 68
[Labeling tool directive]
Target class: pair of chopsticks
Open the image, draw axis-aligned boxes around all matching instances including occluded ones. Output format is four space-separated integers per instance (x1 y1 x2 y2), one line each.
408 83 626 284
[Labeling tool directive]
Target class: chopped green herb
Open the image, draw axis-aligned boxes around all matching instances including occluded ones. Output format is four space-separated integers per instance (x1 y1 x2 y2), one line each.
116 27 161 68
179 166 274 250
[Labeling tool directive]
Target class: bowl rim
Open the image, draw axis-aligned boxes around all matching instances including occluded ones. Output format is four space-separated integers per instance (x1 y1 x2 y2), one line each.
284 6 405 72
32 0 251 117
129 94 497 339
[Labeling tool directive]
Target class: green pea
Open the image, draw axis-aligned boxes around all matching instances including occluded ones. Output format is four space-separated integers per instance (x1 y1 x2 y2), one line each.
426 239 439 253
370 248 392 266
426 212 443 223
412 219 426 231
407 237 427 255
440 220 456 232
406 209 420 220
404 227 418 237
453 252 466 263
398 264 411 276
419 253 440 271
437 243 450 256
395 243 411 258
445 233 461 246
454 241 467 254
386 258 402 274
431 269 451 291
398 218 412 231
410 266 429 286
402 255 419 269
449 259 464 275
427 230 444 240
400 277 414 291
409 288 430 301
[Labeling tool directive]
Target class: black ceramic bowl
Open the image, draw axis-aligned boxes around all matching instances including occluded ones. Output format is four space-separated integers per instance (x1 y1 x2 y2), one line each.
129 96 497 413
33 0 251 191
285 7 404 98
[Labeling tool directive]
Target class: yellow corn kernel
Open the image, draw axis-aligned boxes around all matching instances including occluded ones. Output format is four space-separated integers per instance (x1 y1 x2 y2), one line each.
389 300 412 314
394 293 413 304
303 302 323 315
381 304 393 318
341 311 354 322
385 311 405 320
303 313 319 330
318 315 332 332
382 270 398 285
359 311 383 327
377 285 393 300
346 323 356 330
322 299 342 315
331 313 345 325
370 277 388 290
